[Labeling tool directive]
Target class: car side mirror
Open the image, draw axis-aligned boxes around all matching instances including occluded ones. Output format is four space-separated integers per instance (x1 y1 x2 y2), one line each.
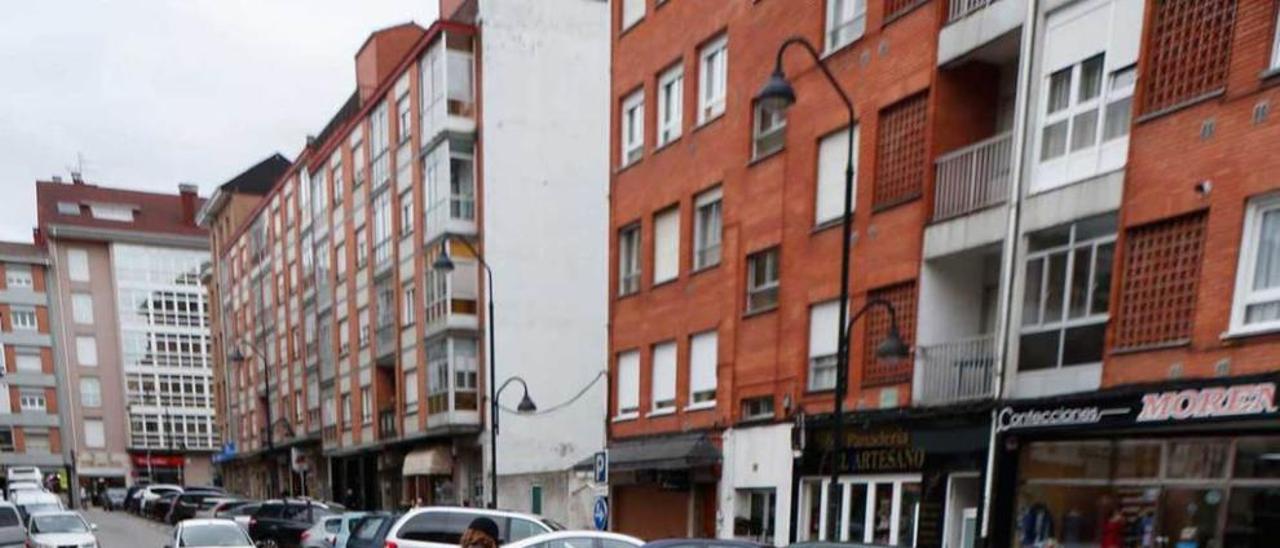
91 524 99 531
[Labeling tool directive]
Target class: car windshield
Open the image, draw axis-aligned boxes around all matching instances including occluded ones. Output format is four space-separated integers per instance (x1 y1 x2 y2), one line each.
30 515 87 534
181 524 250 547
22 504 62 515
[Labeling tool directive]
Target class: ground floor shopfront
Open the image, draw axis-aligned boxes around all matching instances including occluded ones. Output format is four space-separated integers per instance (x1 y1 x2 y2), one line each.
607 432 721 540
329 437 482 511
128 452 213 486
991 372 1280 548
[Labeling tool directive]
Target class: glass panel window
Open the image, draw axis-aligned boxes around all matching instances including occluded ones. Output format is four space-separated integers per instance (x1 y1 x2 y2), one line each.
657 65 683 146
808 301 840 391
19 389 46 411
616 350 639 416
752 101 787 158
622 0 644 30
1041 53 1122 162
80 377 101 407
815 126 856 225
1103 65 1137 141
746 248 780 313
825 0 867 52
618 224 641 296
650 341 676 411
620 90 644 166
652 208 680 284
698 35 728 124
693 187 722 270
689 330 717 404
1231 194 1280 333
740 396 774 420
5 266 32 289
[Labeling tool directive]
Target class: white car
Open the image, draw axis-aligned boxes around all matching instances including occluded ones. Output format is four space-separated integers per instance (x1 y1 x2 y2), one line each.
386 507 563 548
138 484 182 513
5 467 41 486
167 519 255 548
12 491 63 524
504 531 644 548
5 482 40 501
25 511 97 548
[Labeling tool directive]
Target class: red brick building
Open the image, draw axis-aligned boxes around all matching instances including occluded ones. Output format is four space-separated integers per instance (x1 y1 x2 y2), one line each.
609 0 1280 546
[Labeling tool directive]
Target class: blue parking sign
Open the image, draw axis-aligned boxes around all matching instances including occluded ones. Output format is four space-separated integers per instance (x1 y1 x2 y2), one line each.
593 496 609 530
594 451 608 484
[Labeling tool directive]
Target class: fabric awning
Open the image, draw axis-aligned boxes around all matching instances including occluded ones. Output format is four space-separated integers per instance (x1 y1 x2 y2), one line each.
402 446 452 476
605 432 721 472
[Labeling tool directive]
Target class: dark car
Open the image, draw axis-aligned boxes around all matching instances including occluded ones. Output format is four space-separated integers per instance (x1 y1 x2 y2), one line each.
166 490 230 524
641 541 769 548
344 512 402 548
98 487 127 511
149 491 181 521
124 484 148 514
248 499 340 548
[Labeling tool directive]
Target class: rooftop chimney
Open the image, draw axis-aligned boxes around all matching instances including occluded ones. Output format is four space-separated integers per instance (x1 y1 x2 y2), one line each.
51 175 62 183
179 183 198 225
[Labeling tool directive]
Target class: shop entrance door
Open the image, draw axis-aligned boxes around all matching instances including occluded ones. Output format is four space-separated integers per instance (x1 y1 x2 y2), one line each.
800 474 922 546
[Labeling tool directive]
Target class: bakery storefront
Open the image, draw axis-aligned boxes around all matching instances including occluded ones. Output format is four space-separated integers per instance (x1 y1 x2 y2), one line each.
992 373 1280 548
793 409 989 548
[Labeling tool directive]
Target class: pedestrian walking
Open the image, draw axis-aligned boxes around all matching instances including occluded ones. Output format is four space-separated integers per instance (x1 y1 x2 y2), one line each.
458 517 499 548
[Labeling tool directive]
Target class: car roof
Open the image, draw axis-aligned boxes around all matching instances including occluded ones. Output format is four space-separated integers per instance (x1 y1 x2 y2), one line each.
405 506 546 521
14 492 59 502
27 510 79 519
511 531 643 546
181 519 241 527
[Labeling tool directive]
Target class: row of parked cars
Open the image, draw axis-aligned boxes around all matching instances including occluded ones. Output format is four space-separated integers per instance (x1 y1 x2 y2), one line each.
0 467 103 548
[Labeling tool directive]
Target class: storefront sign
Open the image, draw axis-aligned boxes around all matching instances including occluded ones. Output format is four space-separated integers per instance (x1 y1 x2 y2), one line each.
998 376 1280 434
130 454 185 468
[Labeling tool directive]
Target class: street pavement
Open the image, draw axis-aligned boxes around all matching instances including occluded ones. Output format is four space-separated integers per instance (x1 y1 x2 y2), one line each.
81 507 172 548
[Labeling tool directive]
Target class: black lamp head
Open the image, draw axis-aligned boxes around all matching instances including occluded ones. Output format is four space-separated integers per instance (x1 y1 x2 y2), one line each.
516 392 537 413
875 325 911 360
755 69 797 112
432 247 456 273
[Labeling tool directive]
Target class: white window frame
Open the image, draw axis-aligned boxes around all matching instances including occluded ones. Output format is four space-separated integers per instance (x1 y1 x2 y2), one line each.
402 284 416 325
622 0 645 31
825 0 867 52
72 293 94 324
80 377 102 408
615 350 640 419
698 35 728 125
657 64 684 146
694 187 723 270
816 125 857 226
56 202 80 215
688 330 717 409
808 300 841 391
67 248 89 282
360 386 373 425
76 336 98 367
741 396 775 421
650 341 677 414
746 248 780 313
752 101 787 159
618 224 642 296
801 474 922 544
652 207 680 284
1019 219 1116 371
10 308 36 331
5 266 32 289
405 370 419 414
15 353 41 373
84 420 106 449
1101 64 1137 142
1231 193 1280 335
19 390 46 412
621 89 645 167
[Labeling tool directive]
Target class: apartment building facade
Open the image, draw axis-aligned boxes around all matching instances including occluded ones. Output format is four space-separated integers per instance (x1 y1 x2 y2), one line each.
609 0 1280 546
36 179 216 488
0 242 70 483
211 0 608 523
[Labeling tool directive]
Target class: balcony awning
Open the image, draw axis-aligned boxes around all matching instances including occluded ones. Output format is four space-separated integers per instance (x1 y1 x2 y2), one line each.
403 446 452 477
605 432 721 472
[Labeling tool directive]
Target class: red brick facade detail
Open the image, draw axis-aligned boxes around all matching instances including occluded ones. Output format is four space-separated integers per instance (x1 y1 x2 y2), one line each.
884 0 923 21
862 281 917 387
1141 0 1238 114
1113 211 1208 350
873 92 929 210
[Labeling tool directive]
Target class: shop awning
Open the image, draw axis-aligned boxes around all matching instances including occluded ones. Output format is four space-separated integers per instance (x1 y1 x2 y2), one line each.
606 432 721 472
402 446 452 477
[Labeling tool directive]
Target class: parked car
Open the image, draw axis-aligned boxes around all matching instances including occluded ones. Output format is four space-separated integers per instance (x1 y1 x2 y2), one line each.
506 531 644 548
168 519 255 548
150 491 182 521
5 467 41 486
0 502 25 548
385 507 563 548
331 512 369 548
5 482 40 502
11 490 63 525
640 541 768 548
137 484 182 514
219 501 262 532
194 498 244 519
98 487 128 511
168 491 233 524
343 512 402 548
301 512 366 548
248 499 341 548
26 511 97 548
124 484 148 513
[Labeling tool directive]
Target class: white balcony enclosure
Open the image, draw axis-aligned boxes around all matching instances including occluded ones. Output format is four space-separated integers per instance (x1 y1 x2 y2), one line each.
933 132 1013 222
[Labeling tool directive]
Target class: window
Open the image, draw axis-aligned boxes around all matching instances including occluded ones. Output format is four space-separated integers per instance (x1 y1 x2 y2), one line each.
741 396 774 421
371 102 391 185
863 282 917 386
67 248 89 282
1142 0 1235 115
1019 215 1116 371
373 191 392 265
338 320 350 355
616 350 639 417
56 202 80 215
405 371 419 413
5 266 32 289
450 152 475 221
657 65 683 146
530 486 543 516
825 0 867 52
693 187 722 270
698 35 728 124
19 390 46 411
72 293 93 324
332 161 344 204
360 386 373 425
0 428 11 452
80 377 102 407
1230 194 1280 334
336 241 347 275
10 308 36 331
356 230 369 267
816 126 857 225
84 420 105 448
746 248 780 313
620 89 644 167
24 431 49 454
90 204 134 221
734 489 777 542
15 353 40 373
807 477 921 544
397 94 412 143
689 330 717 405
1273 6 1280 70
1040 54 1107 161
1102 65 1136 141
621 0 644 30
752 102 786 158
653 208 680 284
341 393 352 427
399 190 414 236
808 301 841 391
618 224 641 296
650 341 676 412
403 285 416 325
874 93 928 209
358 309 370 348
1114 212 1206 348
76 336 97 367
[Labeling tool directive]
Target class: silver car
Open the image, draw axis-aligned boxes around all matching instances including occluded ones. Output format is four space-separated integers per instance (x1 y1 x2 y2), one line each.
167 519 254 548
25 511 98 548
302 513 366 548
0 502 24 548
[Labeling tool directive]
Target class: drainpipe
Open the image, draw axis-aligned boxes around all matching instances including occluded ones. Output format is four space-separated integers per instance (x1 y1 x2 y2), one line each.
980 0 1040 542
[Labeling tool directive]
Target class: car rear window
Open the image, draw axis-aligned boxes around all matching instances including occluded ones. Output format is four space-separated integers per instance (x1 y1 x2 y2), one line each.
0 508 19 527
396 511 474 544
353 516 387 541
255 504 284 519
508 519 545 542
324 518 342 534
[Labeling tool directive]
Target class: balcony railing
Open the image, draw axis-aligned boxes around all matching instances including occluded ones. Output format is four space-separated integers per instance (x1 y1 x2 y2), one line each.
948 0 1001 22
933 132 1013 221
378 410 397 439
917 334 996 405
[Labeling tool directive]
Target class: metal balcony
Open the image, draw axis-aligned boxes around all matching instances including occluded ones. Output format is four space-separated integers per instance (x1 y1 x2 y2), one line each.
932 132 1013 222
948 0 1001 23
916 334 997 405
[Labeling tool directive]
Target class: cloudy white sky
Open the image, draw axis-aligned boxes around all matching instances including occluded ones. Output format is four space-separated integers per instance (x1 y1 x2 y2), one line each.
0 0 437 242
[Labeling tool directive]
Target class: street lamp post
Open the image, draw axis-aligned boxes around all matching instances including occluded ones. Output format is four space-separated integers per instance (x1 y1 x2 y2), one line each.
756 36 911 541
432 237 536 509
229 343 276 499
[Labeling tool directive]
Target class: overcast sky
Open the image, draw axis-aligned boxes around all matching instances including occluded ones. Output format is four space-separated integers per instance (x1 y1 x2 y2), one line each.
0 0 437 243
